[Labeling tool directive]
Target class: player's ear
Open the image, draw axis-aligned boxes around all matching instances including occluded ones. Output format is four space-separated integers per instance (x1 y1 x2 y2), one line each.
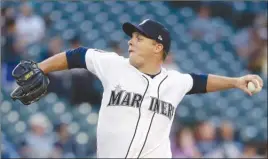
154 43 164 53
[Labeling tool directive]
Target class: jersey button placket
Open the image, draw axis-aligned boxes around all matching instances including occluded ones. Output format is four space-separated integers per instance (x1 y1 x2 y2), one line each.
135 82 157 157
131 76 152 157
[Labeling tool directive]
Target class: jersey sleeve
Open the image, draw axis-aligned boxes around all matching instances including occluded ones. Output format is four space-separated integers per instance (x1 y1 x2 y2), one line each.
85 49 123 87
186 73 208 94
182 73 194 94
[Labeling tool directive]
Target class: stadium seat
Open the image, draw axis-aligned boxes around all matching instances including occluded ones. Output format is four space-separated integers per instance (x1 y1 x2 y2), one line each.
59 112 73 124
87 3 102 15
52 101 66 115
68 121 81 135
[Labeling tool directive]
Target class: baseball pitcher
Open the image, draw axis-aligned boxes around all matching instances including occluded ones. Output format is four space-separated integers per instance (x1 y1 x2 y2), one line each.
10 19 263 158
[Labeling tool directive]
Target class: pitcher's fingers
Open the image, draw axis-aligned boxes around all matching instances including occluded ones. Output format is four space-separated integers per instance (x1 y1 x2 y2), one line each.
254 75 263 87
242 86 252 96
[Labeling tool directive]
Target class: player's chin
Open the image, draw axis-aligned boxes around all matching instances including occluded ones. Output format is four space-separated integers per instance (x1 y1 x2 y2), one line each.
129 52 136 58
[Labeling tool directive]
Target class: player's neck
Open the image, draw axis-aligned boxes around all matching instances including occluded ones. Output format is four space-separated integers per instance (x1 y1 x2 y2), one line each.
138 62 162 76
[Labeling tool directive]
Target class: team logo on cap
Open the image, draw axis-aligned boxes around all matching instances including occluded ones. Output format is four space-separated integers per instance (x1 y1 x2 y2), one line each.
158 35 163 41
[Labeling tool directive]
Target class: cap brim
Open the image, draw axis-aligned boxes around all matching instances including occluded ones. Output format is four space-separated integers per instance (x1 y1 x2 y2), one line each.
122 22 148 38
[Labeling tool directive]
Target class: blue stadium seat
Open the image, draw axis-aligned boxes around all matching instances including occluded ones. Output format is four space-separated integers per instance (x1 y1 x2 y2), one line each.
40 2 55 14
59 112 73 124
87 3 102 15
68 121 81 135
71 11 85 23
117 13 132 24
110 3 124 15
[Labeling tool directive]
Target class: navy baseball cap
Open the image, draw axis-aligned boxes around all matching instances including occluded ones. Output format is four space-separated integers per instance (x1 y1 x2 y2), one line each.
122 19 171 54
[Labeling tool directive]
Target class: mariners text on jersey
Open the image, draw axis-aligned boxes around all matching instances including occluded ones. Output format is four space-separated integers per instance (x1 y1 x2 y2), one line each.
107 90 175 120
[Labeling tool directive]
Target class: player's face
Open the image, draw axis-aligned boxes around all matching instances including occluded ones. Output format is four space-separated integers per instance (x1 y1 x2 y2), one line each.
128 32 157 68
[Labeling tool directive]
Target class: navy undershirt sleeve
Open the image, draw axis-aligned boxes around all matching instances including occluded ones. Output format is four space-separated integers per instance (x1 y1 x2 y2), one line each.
65 46 88 69
186 73 208 95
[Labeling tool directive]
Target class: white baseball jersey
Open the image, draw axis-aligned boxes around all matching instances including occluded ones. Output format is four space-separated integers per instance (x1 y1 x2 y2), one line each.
85 49 193 158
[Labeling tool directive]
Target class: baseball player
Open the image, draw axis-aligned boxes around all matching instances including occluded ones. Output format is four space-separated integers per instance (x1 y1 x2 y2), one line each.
10 19 263 158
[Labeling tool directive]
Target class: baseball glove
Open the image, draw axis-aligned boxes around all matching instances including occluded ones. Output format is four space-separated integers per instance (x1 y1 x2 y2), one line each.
10 60 50 105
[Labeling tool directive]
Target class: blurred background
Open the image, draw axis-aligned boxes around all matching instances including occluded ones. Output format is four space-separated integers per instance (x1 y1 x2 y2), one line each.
1 0 267 158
